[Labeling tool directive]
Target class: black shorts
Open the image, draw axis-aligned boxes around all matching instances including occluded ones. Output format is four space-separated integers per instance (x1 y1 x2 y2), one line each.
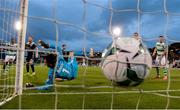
26 56 33 62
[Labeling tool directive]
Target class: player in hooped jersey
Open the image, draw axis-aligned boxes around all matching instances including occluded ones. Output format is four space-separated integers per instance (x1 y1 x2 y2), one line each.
3 38 17 74
153 36 168 80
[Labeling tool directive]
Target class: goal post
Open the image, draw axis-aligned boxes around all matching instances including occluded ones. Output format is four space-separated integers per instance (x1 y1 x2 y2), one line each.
15 0 28 95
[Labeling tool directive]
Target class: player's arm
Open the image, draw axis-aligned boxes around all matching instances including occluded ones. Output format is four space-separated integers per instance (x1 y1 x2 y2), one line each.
152 43 157 57
38 40 62 53
38 40 50 48
102 42 113 58
152 48 157 56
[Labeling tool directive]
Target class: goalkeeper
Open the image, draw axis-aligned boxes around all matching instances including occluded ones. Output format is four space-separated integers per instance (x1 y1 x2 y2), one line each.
34 40 78 90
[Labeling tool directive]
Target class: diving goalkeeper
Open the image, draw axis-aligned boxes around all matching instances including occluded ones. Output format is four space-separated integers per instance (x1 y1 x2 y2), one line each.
34 40 78 90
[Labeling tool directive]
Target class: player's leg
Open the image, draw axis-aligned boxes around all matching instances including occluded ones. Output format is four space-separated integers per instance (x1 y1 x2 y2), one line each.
35 68 54 90
35 53 57 89
155 56 160 78
28 59 35 75
26 63 29 72
163 67 168 80
3 55 9 70
161 56 168 80
31 64 35 75
26 58 30 75
26 67 55 90
155 67 160 78
31 64 35 72
46 68 54 84
29 59 35 75
2 55 11 75
3 62 8 70
26 58 33 75
27 54 56 90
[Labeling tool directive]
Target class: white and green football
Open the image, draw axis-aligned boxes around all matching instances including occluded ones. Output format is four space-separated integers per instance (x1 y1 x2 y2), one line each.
101 37 152 87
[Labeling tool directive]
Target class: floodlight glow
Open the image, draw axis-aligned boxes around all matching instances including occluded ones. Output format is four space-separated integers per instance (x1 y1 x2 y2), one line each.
15 21 22 31
112 27 121 37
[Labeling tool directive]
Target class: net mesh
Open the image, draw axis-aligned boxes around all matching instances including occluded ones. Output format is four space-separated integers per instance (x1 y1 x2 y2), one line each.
0 0 21 106
0 0 180 109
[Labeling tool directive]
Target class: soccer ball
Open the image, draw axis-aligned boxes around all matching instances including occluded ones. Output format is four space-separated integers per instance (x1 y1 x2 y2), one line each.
101 37 152 87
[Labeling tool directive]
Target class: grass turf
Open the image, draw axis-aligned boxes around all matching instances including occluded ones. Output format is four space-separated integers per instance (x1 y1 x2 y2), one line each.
0 66 180 109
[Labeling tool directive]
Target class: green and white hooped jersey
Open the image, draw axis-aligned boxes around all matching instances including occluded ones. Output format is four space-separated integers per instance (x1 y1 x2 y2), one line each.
156 42 166 56
6 43 17 56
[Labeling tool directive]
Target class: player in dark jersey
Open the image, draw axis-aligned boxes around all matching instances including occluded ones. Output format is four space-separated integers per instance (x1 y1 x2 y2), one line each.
25 36 36 76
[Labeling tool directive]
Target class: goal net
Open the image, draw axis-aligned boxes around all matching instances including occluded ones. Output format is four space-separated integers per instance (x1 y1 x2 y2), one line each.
0 0 28 106
0 0 180 109
0 0 19 105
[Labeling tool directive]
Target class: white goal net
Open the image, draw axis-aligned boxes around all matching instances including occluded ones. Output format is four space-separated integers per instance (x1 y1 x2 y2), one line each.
0 0 180 109
0 0 27 106
0 0 20 105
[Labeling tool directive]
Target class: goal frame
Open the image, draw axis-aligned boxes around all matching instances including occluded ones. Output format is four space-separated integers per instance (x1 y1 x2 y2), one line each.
15 0 29 95
0 0 28 106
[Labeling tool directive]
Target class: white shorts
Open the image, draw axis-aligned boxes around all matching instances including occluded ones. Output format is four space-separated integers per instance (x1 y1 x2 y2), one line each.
155 55 167 66
5 55 16 62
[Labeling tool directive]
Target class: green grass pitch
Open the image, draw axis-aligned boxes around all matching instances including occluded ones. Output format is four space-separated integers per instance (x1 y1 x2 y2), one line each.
0 66 180 109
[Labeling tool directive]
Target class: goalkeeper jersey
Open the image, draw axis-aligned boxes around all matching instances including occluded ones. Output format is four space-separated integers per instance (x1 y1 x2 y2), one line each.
37 43 78 90
155 42 166 56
